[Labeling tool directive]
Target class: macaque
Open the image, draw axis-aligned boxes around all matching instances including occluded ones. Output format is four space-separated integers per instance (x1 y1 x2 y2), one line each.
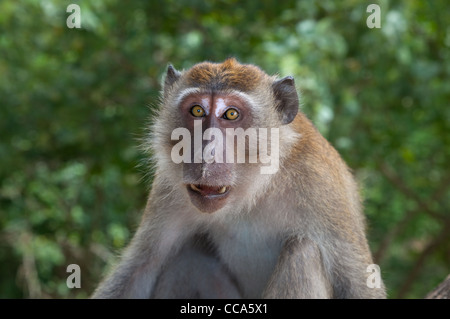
92 58 386 299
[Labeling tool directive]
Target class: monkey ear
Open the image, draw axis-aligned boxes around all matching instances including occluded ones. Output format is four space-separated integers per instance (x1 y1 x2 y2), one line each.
164 64 181 90
272 76 299 124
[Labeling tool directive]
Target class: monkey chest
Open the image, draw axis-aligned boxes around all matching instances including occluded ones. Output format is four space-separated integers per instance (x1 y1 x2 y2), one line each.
210 222 283 298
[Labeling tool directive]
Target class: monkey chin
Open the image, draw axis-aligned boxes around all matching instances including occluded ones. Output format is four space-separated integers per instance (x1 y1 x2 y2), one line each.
186 184 231 214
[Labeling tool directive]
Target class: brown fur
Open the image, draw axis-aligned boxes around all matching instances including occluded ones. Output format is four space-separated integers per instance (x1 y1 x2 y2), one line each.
288 113 368 245
185 58 266 91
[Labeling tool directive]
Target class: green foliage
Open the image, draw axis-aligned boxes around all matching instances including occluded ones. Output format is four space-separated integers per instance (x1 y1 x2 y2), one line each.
0 0 448 298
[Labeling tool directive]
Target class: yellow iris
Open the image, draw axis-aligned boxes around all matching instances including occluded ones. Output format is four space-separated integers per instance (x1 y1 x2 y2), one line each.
191 105 205 117
224 108 239 120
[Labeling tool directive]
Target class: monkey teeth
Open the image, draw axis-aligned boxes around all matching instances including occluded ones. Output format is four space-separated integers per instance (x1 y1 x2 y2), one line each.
190 184 201 192
189 184 229 196
218 186 227 194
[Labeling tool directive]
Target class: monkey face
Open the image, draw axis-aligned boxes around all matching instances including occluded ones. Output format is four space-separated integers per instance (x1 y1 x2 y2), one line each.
178 93 256 213
153 58 300 215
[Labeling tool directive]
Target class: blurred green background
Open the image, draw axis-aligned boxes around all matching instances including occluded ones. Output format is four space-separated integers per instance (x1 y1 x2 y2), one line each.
0 0 449 299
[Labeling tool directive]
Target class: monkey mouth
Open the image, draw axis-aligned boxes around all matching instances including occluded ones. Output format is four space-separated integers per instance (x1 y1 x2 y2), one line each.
187 184 231 198
186 184 232 213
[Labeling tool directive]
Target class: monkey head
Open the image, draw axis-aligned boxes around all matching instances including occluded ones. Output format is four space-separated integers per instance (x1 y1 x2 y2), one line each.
150 58 300 214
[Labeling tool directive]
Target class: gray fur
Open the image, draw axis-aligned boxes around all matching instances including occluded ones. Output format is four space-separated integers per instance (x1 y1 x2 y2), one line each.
92 60 386 299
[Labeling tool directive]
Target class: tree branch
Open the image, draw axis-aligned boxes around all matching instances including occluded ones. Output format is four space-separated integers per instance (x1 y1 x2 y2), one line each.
396 220 450 298
425 274 450 299
378 162 447 222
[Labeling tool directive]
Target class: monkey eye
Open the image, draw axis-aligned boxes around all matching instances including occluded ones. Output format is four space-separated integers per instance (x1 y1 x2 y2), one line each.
223 108 239 120
190 105 205 117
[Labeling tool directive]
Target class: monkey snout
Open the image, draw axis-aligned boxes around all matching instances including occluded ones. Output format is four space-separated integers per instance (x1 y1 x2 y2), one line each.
183 163 235 187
